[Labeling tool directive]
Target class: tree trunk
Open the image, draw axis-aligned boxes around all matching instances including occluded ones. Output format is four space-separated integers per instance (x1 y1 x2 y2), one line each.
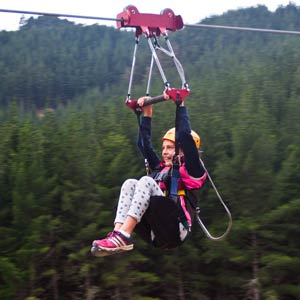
52 255 59 300
252 232 260 300
177 266 186 300
245 232 260 300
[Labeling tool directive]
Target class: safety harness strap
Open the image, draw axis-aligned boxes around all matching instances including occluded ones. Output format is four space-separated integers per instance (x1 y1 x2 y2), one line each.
136 112 150 175
169 99 191 229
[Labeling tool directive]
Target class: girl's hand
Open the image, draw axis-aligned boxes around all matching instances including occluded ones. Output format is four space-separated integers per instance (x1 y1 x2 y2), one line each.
163 90 170 100
137 96 152 117
137 96 148 107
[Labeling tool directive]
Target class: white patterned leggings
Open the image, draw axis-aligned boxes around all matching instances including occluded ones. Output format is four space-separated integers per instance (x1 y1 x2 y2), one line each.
114 176 164 224
114 176 188 241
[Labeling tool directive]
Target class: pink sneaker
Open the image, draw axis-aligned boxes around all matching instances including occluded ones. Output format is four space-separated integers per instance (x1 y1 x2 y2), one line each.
91 231 134 256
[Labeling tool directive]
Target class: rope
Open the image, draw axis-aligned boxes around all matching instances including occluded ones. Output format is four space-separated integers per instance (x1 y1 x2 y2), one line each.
196 158 233 241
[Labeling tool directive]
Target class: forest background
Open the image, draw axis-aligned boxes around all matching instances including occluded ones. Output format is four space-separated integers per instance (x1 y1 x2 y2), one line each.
0 4 299 300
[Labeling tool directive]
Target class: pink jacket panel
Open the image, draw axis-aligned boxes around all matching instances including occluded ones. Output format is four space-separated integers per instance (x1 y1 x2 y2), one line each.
179 164 207 190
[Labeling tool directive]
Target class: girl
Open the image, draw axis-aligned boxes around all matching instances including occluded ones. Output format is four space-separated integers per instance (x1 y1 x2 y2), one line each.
91 92 207 256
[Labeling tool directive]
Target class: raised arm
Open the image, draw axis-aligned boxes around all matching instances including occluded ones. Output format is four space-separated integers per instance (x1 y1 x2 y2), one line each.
175 103 205 178
136 97 160 170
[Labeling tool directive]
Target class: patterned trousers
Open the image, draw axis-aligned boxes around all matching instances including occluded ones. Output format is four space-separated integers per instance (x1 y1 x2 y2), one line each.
114 176 164 224
114 176 188 242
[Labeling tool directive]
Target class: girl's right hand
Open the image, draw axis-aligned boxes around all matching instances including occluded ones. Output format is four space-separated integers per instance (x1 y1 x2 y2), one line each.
137 96 152 117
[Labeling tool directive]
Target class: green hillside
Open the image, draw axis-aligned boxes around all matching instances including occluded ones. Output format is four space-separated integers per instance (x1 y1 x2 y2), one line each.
0 4 299 300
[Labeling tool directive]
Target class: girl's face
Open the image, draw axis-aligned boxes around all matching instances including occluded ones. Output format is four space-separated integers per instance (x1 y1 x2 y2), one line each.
162 140 175 166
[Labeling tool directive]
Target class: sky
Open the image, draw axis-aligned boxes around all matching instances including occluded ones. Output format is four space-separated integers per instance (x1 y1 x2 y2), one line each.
0 0 298 31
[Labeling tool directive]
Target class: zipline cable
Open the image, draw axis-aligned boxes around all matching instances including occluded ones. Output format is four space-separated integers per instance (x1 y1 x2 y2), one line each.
1 8 300 36
184 23 300 36
0 8 122 23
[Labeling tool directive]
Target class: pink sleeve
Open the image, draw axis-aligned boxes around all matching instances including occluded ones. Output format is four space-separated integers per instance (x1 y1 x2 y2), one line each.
179 164 207 189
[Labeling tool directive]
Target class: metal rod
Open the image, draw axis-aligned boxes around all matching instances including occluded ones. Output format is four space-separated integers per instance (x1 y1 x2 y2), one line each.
143 95 166 106
127 38 139 100
147 36 168 85
146 54 155 96
126 95 167 113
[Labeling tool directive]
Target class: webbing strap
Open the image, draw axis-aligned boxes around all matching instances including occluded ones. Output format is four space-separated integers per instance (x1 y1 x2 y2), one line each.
170 167 180 196
136 112 150 175
170 101 181 197
169 101 190 229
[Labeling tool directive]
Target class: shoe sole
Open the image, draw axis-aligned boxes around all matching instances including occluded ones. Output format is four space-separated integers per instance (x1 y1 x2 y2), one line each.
91 245 116 257
98 244 134 251
91 242 133 257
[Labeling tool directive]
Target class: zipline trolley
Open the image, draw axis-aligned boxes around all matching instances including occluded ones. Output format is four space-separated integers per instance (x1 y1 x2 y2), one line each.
117 5 190 110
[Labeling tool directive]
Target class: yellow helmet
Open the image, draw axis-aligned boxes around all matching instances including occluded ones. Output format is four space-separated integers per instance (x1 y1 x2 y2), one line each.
162 127 201 149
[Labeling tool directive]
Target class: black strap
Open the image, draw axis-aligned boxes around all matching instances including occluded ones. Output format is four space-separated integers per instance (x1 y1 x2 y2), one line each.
169 97 190 229
170 95 183 196
136 111 150 175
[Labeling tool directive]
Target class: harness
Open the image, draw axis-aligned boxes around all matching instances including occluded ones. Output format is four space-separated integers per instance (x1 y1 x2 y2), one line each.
148 155 191 231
